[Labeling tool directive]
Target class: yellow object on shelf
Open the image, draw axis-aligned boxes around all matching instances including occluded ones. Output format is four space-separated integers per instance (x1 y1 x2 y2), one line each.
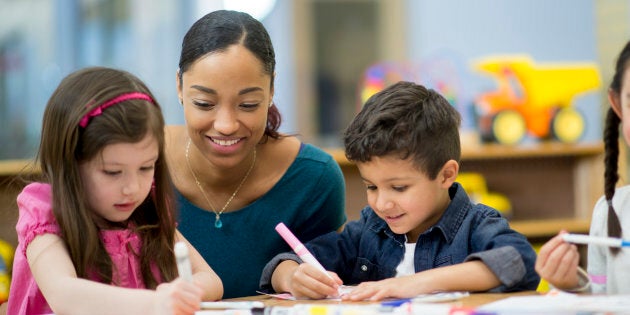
473 55 601 144
457 172 512 218
0 239 14 303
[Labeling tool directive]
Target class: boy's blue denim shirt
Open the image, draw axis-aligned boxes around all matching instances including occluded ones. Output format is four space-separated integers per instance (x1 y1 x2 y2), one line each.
260 182 540 293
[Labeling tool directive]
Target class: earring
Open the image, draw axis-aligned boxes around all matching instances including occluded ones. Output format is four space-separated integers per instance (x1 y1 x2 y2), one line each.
269 102 273 107
179 99 183 105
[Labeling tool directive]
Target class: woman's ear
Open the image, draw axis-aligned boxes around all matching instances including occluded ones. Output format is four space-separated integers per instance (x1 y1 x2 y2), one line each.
176 69 183 106
609 88 622 118
439 160 459 188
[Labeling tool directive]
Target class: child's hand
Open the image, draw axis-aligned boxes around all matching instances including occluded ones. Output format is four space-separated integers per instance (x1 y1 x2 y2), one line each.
154 278 203 315
288 263 342 299
535 231 580 290
342 277 417 301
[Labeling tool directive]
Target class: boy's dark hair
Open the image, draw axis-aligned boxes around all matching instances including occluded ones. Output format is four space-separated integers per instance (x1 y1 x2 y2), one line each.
603 40 630 253
343 81 461 179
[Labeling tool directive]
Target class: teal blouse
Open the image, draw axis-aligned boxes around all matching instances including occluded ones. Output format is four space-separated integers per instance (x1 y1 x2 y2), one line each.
176 143 347 298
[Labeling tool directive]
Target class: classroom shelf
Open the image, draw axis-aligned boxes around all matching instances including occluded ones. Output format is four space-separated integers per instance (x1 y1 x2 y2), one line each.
0 141 610 245
326 141 607 241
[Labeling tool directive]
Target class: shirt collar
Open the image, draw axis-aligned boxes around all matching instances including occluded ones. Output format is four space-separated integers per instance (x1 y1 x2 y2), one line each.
365 182 470 244
430 182 470 243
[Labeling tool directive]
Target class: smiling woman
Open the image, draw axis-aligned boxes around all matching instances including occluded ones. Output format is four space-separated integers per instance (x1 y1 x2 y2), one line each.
165 10 347 299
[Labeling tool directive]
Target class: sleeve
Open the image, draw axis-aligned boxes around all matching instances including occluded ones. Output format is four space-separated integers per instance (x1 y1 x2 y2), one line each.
464 206 540 292
15 183 61 256
587 196 609 294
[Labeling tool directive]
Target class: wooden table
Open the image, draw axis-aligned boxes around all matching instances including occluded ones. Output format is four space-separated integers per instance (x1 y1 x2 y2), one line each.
225 291 539 309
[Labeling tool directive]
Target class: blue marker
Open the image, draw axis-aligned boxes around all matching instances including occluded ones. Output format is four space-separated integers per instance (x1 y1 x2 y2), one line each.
381 298 412 307
562 233 630 247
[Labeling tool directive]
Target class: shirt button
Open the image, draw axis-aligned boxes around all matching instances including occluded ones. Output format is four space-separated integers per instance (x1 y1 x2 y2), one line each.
361 265 368 271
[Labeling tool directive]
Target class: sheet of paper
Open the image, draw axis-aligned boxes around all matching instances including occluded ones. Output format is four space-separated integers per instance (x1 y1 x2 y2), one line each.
478 290 630 313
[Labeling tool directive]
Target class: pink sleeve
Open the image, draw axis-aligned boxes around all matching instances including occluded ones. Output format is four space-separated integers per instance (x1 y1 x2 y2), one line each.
15 183 61 256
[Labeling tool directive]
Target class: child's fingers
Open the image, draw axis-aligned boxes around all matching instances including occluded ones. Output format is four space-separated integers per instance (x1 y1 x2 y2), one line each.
344 282 378 301
291 264 336 299
298 264 339 296
167 279 203 315
536 231 569 271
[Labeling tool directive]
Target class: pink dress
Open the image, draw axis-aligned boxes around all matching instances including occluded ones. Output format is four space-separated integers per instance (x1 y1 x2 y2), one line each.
7 183 153 314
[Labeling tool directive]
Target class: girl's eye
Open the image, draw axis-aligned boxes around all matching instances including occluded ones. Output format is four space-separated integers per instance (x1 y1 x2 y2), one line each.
365 184 377 191
103 170 121 176
140 166 155 172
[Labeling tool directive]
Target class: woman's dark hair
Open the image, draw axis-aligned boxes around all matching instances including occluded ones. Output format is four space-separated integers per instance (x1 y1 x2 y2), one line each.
178 10 282 140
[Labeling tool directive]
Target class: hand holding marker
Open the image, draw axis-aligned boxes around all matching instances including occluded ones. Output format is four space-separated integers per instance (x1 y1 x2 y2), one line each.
175 242 265 310
562 233 630 247
275 222 338 287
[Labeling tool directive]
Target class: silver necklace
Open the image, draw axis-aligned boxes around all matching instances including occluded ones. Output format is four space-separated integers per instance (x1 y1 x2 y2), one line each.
185 139 256 228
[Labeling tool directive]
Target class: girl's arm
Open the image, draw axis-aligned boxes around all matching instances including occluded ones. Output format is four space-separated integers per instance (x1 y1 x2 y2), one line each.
174 230 223 300
29 233 201 315
345 260 500 301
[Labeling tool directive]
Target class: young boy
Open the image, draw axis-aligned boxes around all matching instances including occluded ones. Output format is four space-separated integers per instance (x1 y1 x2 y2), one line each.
259 81 540 301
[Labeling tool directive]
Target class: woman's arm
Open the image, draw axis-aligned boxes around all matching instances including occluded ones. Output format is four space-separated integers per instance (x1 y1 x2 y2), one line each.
29 233 201 315
175 230 223 300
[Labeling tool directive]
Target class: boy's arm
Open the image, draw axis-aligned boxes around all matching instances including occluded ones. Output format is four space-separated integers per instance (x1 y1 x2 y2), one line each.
344 260 499 301
175 230 223 301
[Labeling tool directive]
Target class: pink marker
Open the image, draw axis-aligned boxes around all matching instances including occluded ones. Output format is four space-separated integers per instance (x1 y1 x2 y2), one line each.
275 222 334 280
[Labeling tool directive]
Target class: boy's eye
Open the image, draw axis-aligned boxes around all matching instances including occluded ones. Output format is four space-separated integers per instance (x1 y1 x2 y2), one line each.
392 186 407 192
365 184 377 191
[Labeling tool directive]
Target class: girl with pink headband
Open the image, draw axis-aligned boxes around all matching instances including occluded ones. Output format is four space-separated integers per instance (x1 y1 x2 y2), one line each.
3 66 222 314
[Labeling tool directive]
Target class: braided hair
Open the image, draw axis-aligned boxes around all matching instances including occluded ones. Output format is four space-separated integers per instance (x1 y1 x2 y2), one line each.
603 40 630 254
603 107 622 254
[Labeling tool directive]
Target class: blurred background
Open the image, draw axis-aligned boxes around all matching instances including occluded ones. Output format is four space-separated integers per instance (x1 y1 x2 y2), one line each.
0 0 628 159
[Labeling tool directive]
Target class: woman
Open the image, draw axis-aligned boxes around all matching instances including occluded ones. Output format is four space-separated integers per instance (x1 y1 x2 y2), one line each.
165 10 346 298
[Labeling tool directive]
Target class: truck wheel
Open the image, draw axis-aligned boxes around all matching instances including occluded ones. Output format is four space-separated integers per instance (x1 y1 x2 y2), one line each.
551 107 584 143
492 110 526 145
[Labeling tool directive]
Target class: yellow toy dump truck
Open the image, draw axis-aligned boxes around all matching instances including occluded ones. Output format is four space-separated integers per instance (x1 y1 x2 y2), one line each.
473 55 601 145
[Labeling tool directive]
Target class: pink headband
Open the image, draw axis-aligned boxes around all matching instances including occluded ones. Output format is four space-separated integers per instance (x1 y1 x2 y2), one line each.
79 92 155 127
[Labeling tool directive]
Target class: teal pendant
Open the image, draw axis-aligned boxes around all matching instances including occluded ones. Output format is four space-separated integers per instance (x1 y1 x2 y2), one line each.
214 215 223 228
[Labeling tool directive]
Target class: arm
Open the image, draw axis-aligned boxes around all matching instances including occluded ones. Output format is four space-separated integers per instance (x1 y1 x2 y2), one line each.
29 233 200 315
174 230 223 301
344 260 499 301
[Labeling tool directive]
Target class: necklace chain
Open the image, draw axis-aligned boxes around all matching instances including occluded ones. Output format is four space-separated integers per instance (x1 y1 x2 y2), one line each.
185 139 256 228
